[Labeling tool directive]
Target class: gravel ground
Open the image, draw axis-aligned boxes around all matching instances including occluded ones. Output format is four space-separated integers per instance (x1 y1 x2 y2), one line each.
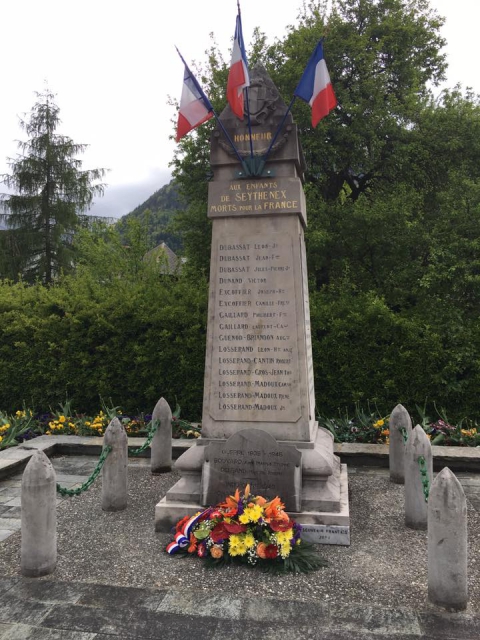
1 460 479 614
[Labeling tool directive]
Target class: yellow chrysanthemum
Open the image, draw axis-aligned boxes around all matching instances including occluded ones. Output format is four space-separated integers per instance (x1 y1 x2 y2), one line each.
243 532 256 548
228 534 248 557
239 504 263 523
280 542 291 558
276 529 294 545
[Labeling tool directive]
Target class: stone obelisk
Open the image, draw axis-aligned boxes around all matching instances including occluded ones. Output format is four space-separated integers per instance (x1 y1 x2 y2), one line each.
156 66 349 544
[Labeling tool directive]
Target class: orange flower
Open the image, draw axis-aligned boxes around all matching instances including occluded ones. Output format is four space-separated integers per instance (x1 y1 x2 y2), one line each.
256 542 268 559
219 488 241 517
264 496 288 523
256 495 267 506
187 533 198 554
210 544 224 559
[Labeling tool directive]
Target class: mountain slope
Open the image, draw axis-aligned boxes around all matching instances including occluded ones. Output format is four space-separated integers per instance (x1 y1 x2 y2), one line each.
116 180 184 252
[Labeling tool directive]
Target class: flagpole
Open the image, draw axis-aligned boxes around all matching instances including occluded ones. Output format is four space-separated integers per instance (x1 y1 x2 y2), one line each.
237 0 254 160
259 96 297 170
212 108 251 174
175 46 249 174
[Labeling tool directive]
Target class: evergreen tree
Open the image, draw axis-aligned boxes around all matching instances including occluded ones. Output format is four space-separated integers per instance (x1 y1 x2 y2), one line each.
0 90 107 283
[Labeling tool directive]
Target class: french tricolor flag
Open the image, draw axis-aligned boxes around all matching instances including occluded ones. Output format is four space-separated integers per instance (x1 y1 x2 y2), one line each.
227 12 250 120
294 40 337 127
175 50 214 142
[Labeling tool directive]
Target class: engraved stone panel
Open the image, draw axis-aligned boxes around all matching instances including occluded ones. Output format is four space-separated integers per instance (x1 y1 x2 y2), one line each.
210 231 301 423
299 524 350 546
208 177 305 219
202 429 302 511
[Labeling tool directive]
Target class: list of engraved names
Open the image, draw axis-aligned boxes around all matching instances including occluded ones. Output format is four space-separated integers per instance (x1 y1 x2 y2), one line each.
210 233 300 422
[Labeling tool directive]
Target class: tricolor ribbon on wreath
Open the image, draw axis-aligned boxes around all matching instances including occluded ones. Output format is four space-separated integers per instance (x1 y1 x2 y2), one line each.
166 508 212 554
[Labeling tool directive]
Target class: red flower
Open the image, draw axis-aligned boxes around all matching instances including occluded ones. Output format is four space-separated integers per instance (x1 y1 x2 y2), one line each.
269 518 295 532
224 522 247 534
197 543 207 558
210 522 229 543
209 510 222 520
264 544 278 559
211 520 247 542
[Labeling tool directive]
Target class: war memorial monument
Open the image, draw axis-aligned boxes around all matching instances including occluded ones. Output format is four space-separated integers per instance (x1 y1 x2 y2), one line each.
155 66 350 545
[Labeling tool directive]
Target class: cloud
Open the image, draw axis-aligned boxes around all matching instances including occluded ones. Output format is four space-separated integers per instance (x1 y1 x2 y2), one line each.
87 169 173 220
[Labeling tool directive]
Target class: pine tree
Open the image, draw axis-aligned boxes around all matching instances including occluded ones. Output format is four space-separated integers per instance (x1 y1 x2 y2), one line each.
0 90 107 283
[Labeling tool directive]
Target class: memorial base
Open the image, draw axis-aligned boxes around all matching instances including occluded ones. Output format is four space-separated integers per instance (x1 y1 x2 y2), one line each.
155 459 350 547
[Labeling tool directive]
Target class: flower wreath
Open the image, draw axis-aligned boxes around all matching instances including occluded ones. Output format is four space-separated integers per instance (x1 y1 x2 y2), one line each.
166 485 326 573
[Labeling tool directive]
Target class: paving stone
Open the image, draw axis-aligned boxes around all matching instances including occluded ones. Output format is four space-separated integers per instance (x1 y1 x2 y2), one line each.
54 475 89 484
0 594 53 626
0 623 96 639
243 597 330 625
0 480 21 488
2 499 21 508
0 579 18 597
76 583 167 611
0 488 21 498
0 519 20 531
418 612 480 639
7 580 86 604
330 605 422 636
0 625 15 640
0 530 14 542
40 604 134 636
458 478 480 486
41 604 218 639
211 621 426 640
157 591 242 619
115 608 219 639
1 507 21 518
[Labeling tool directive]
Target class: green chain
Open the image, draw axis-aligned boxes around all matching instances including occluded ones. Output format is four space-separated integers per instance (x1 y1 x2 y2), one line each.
57 445 112 497
129 419 159 456
417 455 430 502
399 427 409 444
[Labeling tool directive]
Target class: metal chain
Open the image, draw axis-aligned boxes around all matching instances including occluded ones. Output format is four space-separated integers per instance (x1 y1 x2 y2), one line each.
56 445 112 497
417 455 430 502
129 419 159 456
399 427 409 444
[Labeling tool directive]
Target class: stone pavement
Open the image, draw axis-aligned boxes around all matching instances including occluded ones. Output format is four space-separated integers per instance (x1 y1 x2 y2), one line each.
0 453 480 639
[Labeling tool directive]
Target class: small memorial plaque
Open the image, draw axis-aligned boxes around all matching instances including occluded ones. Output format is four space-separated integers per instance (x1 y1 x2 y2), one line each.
299 524 350 546
202 428 302 511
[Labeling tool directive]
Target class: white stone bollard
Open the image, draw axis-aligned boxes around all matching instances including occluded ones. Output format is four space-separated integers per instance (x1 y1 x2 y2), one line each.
151 397 172 474
428 467 468 611
405 424 433 530
389 404 412 484
21 450 57 577
102 417 128 512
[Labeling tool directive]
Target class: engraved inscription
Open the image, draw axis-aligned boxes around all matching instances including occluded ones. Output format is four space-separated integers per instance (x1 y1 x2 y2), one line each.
208 178 302 216
202 429 302 510
210 233 301 422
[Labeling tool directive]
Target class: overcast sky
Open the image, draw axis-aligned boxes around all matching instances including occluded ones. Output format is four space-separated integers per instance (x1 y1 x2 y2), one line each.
0 0 478 220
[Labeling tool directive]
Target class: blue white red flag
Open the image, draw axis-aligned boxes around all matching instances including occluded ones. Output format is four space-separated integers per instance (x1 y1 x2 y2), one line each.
294 40 337 127
227 12 250 119
175 49 214 142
